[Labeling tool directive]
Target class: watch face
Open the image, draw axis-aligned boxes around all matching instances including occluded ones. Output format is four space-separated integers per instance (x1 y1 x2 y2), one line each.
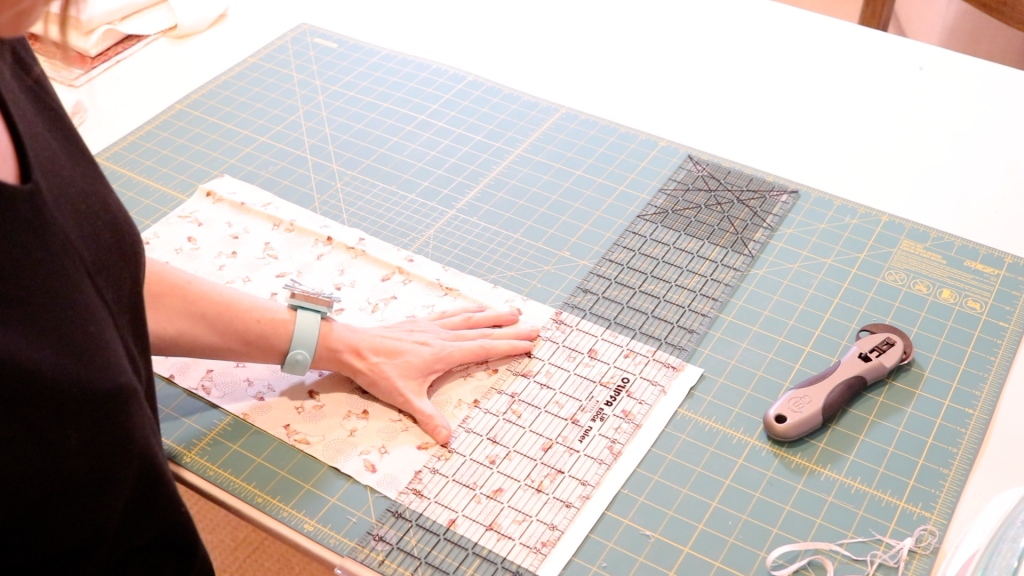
284 278 340 312
289 290 335 309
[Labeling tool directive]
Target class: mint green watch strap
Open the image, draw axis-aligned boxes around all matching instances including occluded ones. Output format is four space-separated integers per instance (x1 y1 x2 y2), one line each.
282 307 322 375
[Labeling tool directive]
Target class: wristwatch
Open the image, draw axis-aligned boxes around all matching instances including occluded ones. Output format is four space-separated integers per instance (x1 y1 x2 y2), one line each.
282 279 341 376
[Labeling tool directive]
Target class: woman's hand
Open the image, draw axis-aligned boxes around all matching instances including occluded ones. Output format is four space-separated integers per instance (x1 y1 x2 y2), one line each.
144 259 537 444
315 306 539 444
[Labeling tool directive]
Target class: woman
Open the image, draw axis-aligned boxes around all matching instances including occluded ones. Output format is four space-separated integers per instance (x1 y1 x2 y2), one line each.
0 1 539 572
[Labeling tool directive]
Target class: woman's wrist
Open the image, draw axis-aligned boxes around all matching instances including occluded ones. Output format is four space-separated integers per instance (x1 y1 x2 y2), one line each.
310 318 359 376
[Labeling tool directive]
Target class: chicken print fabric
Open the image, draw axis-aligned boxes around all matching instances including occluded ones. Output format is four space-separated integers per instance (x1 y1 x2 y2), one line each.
145 176 554 497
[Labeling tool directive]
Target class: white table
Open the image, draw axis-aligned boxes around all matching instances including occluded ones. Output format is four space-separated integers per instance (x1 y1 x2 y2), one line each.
57 0 1024 572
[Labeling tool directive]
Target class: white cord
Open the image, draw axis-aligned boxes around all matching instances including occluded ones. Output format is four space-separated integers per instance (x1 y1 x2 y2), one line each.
765 525 939 576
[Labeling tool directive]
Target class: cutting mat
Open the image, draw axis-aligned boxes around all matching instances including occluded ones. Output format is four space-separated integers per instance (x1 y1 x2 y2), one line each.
96 25 1024 575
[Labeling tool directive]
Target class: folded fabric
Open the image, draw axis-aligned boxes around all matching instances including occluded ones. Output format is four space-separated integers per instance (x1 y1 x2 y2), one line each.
32 0 228 55
46 0 161 32
31 18 126 57
33 2 165 56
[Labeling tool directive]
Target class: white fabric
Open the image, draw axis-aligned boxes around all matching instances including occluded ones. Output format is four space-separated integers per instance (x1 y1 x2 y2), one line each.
145 176 553 497
766 525 939 576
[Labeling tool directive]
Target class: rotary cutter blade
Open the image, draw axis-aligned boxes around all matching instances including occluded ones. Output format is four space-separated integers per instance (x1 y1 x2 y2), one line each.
763 323 913 442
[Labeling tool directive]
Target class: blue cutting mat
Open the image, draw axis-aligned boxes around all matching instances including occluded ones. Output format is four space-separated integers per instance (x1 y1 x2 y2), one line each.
97 25 1024 576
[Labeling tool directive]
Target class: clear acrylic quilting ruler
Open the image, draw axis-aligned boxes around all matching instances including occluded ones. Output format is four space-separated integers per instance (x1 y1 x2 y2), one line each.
349 155 798 576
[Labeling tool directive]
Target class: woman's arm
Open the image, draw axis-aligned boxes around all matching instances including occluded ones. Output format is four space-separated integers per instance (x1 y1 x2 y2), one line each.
144 258 539 443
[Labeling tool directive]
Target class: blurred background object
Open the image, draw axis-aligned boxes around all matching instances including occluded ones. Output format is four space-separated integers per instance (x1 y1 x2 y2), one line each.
774 0 1024 69
30 0 229 86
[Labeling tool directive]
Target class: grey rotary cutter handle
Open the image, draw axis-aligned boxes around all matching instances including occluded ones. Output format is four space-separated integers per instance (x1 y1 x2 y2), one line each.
763 323 914 442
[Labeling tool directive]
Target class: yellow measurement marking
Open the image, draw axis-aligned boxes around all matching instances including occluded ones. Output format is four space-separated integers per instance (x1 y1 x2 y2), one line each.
188 418 231 457
680 408 934 518
312 38 338 48
96 160 191 201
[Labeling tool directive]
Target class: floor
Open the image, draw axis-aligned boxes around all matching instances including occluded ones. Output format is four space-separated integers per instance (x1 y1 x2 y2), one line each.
179 484 332 575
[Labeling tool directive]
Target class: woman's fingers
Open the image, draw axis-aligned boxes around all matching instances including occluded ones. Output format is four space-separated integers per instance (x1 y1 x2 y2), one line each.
420 305 486 322
323 316 540 446
447 339 538 367
444 325 541 342
432 309 523 331
405 397 452 445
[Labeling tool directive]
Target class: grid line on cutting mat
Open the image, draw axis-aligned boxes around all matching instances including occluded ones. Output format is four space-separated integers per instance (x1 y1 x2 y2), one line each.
96 24 1024 576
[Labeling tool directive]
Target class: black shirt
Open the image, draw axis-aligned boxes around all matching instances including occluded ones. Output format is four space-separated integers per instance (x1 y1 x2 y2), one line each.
0 38 213 574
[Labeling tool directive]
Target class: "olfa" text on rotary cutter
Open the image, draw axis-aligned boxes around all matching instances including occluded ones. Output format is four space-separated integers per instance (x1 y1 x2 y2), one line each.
763 323 914 442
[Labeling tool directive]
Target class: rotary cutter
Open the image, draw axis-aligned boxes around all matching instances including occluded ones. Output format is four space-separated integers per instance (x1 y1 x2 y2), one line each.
763 323 914 442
